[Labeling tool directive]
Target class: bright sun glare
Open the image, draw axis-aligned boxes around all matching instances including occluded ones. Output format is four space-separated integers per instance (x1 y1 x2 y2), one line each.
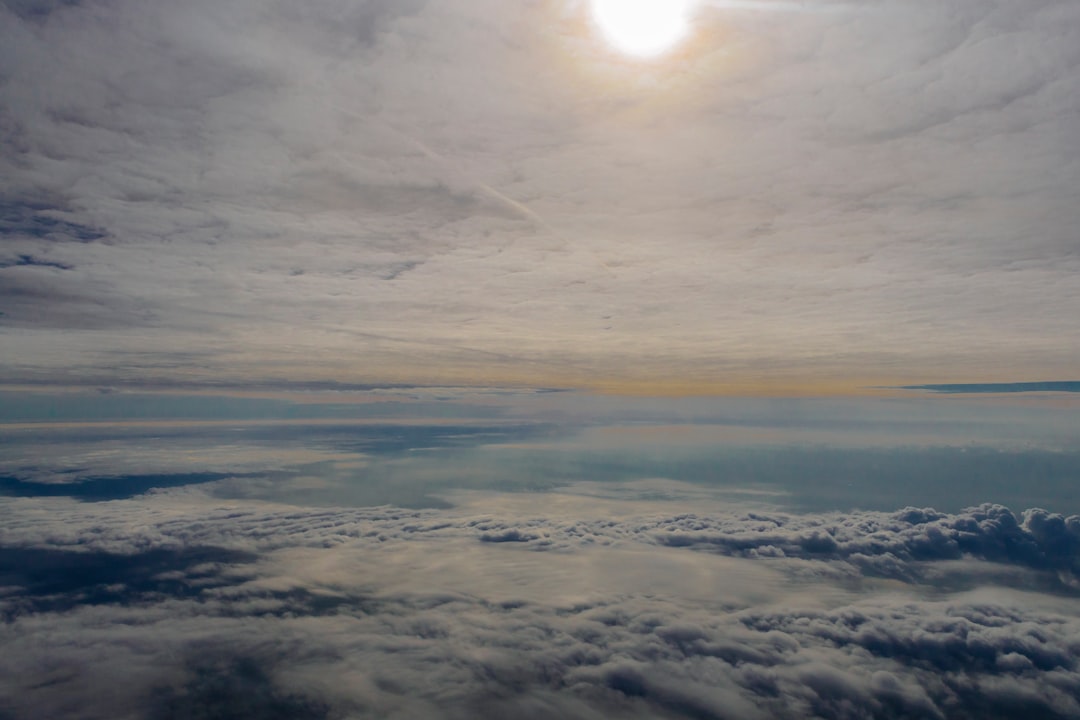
590 0 696 58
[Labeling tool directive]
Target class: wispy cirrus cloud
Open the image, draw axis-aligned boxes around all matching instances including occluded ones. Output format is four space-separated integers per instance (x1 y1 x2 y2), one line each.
0 0 1077 391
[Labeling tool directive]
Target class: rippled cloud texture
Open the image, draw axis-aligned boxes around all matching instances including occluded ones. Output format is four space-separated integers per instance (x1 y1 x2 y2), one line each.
3 393 1080 719
4 490 1080 719
3 0 1080 715
2 0 1078 390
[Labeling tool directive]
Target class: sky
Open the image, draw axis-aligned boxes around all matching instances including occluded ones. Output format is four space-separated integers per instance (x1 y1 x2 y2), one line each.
4 1 1080 719
1 0 1078 393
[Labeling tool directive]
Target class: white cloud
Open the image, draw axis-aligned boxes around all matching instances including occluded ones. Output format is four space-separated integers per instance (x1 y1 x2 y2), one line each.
1 0 1078 389
3 487 1080 719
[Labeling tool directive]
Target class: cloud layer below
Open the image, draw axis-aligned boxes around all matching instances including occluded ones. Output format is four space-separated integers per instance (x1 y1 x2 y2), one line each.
4 484 1080 719
3 399 1080 719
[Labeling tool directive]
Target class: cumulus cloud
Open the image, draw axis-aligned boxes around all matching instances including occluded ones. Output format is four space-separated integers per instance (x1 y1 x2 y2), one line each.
650 504 1080 584
3 488 1080 719
5 478 1080 583
4 483 1080 717
3 0 1080 712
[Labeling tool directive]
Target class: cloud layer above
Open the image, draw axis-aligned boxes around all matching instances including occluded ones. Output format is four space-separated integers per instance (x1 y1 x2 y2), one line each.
1 0 1078 391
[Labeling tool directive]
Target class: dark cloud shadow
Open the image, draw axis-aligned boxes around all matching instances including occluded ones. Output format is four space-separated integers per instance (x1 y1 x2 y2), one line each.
148 655 331 720
0 199 106 243
0 254 72 270
0 545 257 617
0 472 246 501
900 382 1080 394
1 0 81 21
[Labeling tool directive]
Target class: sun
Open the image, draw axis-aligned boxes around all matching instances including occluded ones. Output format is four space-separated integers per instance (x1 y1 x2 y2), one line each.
589 0 697 58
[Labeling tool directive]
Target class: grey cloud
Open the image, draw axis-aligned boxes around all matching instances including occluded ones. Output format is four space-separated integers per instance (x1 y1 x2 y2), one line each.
2 0 1077 385
5 491 1080 588
0 0 80 22
0 545 257 618
651 504 1080 587
148 655 331 720
4 490 1080 719
0 267 160 329
902 383 1080 394
0 472 251 501
462 502 1080 590
0 254 72 270
0 200 106 243
480 528 543 544
736 600 1080 719
2 559 1079 719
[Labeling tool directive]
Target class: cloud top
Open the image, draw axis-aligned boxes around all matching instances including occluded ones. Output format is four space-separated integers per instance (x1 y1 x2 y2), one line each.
4 490 1080 719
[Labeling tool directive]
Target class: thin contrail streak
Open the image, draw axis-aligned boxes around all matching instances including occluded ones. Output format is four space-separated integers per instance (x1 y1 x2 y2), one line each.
307 101 617 375
328 99 557 234
378 123 558 234
330 99 616 275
